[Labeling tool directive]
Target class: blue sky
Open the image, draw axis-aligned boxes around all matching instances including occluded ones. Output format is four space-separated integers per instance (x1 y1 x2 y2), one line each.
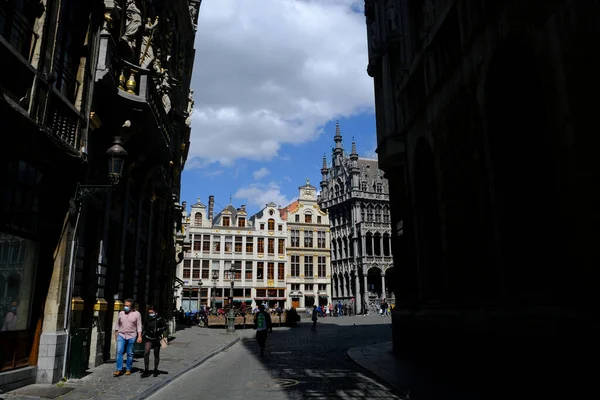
181 0 375 216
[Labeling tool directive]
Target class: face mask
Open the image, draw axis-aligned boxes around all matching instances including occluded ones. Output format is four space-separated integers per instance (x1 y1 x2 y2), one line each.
11 306 17 313
149 313 155 317
124 306 131 313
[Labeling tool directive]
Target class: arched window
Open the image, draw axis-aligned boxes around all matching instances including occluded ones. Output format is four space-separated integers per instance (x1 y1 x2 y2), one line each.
194 213 202 226
268 218 275 230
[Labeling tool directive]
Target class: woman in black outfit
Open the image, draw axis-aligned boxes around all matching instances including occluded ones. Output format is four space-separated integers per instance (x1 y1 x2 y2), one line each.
142 305 166 377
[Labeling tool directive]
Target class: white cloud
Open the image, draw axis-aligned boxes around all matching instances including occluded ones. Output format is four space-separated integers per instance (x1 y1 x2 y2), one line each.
234 182 293 209
252 167 270 180
204 170 224 179
188 0 372 167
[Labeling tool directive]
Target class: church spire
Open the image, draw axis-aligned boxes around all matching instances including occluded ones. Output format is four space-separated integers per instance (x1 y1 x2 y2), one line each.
350 137 358 158
333 120 343 155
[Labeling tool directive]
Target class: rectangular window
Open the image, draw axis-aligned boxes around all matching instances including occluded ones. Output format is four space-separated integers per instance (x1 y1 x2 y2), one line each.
234 261 242 280
246 237 254 253
304 231 313 248
260 223 265 230
224 236 232 253
278 239 285 254
238 217 246 227
290 255 300 277
268 238 275 254
234 236 243 253
304 284 314 292
317 231 326 249
267 262 274 279
192 269 200 279
256 289 266 297
184 259 191 269
291 230 300 247
245 261 253 279
291 284 300 291
304 256 313 277
367 209 373 222
0 234 39 333
318 256 327 278
317 216 322 224
183 269 191 279
202 235 210 252
193 239 201 251
278 263 285 280
268 219 275 230
213 237 221 252
318 284 327 291
202 268 209 279
222 216 230 226
305 214 312 223
278 224 283 231
257 262 264 279
295 215 300 222
212 261 220 279
257 238 264 254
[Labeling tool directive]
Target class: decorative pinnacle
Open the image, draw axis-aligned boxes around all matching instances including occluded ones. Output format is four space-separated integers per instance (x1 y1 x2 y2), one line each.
351 138 357 156
322 154 327 169
334 120 341 140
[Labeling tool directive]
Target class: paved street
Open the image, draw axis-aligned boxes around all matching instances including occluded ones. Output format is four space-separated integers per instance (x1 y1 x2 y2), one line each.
148 315 400 400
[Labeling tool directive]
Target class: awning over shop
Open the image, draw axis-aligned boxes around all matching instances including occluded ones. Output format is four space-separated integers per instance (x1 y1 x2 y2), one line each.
254 297 287 301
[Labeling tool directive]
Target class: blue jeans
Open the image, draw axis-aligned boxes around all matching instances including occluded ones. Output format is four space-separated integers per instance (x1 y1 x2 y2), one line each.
116 336 136 371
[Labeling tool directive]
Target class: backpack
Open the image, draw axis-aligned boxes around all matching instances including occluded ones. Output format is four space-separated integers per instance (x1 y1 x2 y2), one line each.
257 312 267 330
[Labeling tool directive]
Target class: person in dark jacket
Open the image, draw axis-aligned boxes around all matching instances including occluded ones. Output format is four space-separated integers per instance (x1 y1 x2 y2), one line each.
142 305 166 377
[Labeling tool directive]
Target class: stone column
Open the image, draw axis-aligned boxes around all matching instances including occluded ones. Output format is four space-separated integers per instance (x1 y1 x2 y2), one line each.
380 235 384 256
354 273 361 314
363 274 369 310
361 235 366 257
37 213 71 384
381 272 386 298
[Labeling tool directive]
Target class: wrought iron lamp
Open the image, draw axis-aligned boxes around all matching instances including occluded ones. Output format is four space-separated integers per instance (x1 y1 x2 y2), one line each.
211 270 218 315
74 135 128 204
198 279 203 311
226 261 236 333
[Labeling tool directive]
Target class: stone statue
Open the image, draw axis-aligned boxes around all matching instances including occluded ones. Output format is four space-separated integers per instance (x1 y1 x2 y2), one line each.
185 89 194 126
385 0 399 34
367 21 379 53
121 0 142 52
189 4 198 24
160 69 172 114
140 17 160 70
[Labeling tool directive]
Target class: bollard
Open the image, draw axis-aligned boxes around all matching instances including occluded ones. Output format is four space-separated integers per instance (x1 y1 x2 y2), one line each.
226 309 236 333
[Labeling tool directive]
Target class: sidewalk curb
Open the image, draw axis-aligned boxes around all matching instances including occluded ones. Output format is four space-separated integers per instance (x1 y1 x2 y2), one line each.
347 345 409 399
131 336 240 400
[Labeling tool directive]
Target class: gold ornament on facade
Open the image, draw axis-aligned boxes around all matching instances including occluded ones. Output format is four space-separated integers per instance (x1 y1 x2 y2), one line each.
126 71 137 94
118 70 126 90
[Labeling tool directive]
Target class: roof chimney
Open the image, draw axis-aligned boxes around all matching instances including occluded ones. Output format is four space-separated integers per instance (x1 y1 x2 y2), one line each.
208 195 215 221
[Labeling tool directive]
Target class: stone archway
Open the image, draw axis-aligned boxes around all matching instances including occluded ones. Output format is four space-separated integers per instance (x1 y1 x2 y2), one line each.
414 139 444 302
367 266 383 298
485 39 561 302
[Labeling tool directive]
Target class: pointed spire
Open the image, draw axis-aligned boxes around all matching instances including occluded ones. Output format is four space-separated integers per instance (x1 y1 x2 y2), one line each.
333 120 343 152
351 137 357 156
335 120 341 138
322 154 327 169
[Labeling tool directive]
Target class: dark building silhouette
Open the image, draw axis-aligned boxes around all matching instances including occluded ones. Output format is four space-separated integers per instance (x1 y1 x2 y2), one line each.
365 0 598 396
0 0 199 390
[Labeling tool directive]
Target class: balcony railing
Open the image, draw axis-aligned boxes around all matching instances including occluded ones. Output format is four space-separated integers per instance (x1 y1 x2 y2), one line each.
46 88 85 151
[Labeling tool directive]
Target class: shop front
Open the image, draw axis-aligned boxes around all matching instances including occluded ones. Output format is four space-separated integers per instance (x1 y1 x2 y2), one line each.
255 288 286 309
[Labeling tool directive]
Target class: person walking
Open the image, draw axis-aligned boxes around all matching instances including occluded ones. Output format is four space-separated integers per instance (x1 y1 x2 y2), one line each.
254 304 272 357
141 305 166 377
311 305 318 331
113 299 142 376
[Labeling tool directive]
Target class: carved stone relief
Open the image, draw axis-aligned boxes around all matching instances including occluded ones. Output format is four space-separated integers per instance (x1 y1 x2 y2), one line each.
121 0 142 52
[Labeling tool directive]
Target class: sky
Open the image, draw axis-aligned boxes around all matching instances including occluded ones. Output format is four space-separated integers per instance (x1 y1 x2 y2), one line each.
181 0 377 216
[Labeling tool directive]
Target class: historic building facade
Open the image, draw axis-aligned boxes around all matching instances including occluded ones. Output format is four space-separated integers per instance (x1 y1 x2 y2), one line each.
317 122 392 314
365 1 598 394
281 180 331 311
1 0 199 390
180 196 288 311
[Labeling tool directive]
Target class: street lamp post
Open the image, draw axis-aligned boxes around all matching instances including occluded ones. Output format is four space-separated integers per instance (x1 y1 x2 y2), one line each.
211 270 218 315
226 261 236 333
198 279 203 311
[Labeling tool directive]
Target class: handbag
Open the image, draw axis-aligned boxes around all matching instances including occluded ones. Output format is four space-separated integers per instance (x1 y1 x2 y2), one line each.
160 337 168 349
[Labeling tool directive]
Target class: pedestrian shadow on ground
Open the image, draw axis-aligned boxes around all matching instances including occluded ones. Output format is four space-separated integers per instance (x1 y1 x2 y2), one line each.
240 319 401 400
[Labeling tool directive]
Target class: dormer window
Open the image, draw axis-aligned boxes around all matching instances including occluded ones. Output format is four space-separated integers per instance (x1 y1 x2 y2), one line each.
260 223 265 230
222 216 230 227
194 213 202 226
361 181 367 191
376 183 383 193
295 215 300 222
238 217 246 227
305 213 312 223
268 218 275 231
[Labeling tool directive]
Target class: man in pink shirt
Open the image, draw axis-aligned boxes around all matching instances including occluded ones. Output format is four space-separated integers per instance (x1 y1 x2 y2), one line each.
113 299 142 376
